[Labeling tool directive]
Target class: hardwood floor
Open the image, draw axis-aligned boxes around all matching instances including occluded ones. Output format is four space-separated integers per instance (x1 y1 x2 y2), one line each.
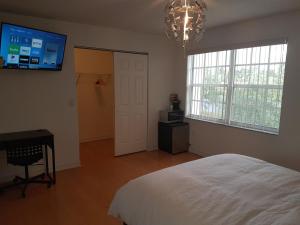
0 139 200 225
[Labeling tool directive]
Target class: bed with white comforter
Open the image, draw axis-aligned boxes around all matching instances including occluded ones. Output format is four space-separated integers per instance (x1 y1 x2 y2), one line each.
109 154 300 225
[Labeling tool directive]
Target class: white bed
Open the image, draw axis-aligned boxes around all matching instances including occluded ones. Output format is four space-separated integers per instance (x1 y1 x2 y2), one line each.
109 154 300 225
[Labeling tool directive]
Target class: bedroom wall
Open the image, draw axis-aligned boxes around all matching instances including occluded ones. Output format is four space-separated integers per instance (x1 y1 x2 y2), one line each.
74 49 114 143
0 12 177 181
174 11 300 171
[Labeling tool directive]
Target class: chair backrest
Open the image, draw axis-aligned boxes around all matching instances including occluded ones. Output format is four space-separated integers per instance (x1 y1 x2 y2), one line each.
7 144 43 166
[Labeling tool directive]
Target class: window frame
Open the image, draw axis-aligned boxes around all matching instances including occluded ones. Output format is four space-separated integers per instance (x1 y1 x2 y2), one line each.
185 42 288 135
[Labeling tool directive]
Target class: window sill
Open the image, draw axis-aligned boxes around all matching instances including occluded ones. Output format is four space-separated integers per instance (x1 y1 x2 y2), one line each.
185 116 279 136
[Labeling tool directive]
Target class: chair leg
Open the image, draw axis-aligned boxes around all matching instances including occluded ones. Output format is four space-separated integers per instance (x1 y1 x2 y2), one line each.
4 166 52 198
13 176 23 183
21 165 29 198
30 173 45 181
21 183 28 198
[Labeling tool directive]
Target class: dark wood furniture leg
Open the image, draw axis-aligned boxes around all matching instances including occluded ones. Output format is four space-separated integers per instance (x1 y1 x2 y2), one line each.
45 145 50 177
52 146 56 184
44 145 53 187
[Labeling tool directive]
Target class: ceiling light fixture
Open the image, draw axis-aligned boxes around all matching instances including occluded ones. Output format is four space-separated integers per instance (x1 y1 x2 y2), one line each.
165 0 207 49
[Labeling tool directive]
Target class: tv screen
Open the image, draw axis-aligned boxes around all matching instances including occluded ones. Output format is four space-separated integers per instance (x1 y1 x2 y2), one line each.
0 23 67 71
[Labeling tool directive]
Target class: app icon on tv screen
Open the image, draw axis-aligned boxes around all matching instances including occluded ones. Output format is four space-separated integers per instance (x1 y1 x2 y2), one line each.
0 23 67 71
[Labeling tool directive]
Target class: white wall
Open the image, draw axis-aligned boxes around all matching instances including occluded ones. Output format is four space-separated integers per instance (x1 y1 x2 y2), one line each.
174 11 300 171
0 12 177 180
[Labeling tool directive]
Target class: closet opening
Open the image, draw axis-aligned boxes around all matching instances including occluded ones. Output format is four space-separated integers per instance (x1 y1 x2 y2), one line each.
74 48 115 157
74 47 149 159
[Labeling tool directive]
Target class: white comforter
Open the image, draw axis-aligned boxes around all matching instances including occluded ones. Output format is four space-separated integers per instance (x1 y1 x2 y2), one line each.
109 154 300 225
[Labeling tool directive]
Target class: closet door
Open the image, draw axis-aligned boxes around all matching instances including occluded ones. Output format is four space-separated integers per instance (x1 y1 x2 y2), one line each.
114 52 148 156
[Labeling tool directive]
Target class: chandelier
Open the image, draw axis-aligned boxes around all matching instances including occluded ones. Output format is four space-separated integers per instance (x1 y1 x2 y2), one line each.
165 0 207 48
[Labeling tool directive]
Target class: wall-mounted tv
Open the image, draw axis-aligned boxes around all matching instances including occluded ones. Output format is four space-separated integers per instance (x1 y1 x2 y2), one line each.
0 23 67 71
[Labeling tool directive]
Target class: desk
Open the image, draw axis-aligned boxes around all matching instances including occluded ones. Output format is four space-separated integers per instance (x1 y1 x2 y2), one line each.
0 129 56 184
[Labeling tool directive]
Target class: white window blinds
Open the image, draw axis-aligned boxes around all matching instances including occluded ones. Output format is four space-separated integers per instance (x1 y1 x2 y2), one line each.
186 43 287 134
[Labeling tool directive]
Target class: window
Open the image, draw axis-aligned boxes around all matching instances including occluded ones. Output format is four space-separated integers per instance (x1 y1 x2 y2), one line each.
186 43 287 134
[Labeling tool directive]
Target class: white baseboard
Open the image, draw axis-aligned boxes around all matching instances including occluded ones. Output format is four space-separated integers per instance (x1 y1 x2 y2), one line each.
80 136 113 143
0 160 81 183
189 145 213 158
56 161 81 171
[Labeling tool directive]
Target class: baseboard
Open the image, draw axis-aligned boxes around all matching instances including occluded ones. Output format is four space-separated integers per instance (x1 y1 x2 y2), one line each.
80 135 114 143
152 145 158 150
0 169 40 184
0 160 81 183
189 145 213 158
56 161 81 171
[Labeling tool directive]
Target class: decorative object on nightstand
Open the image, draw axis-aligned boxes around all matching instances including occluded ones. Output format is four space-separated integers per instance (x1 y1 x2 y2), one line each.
169 93 181 111
160 93 184 123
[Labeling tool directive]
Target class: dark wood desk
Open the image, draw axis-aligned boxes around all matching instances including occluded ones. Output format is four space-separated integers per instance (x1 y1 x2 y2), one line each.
0 129 56 184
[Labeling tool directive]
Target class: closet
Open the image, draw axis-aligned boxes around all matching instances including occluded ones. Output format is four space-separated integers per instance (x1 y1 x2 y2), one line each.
74 48 114 143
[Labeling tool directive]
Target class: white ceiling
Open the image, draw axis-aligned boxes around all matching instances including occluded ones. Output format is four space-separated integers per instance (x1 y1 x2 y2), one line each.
0 0 299 34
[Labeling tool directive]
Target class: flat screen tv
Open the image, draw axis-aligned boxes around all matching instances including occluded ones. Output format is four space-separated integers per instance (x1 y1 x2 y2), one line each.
0 23 67 71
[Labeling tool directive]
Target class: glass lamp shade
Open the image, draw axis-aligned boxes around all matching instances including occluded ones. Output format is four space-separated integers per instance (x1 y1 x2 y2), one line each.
165 0 207 48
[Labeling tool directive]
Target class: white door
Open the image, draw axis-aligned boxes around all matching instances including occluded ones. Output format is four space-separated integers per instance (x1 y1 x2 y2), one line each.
114 52 148 156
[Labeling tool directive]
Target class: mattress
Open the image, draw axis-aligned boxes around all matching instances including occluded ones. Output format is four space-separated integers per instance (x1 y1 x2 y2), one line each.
109 154 300 225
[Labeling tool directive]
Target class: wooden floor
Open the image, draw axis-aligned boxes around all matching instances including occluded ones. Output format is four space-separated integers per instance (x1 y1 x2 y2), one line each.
0 139 199 225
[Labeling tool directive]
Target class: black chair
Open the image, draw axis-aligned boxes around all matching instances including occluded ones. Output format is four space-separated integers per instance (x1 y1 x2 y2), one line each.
6 144 51 197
